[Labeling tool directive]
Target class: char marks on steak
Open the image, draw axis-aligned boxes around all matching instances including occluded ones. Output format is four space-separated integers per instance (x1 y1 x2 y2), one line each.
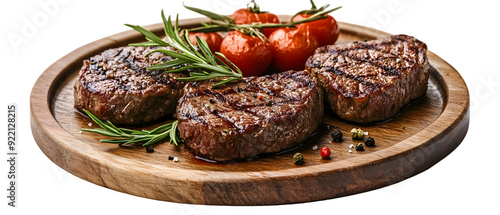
176 70 323 161
74 46 186 125
306 34 429 123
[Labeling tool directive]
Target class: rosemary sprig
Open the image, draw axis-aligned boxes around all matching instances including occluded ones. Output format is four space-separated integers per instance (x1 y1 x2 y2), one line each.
80 109 180 148
125 12 243 87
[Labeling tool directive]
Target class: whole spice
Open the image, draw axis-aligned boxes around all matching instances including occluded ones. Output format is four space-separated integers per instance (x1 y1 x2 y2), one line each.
293 152 304 165
320 147 331 159
364 136 375 147
331 129 342 142
355 143 364 151
146 146 154 153
350 128 364 139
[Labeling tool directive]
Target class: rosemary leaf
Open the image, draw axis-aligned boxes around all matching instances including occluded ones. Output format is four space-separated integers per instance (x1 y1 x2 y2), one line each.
119 128 148 135
124 24 170 47
128 41 161 47
147 123 174 135
195 36 217 65
82 110 120 135
125 137 152 144
162 65 202 74
213 77 241 87
175 74 228 82
170 120 180 145
183 3 234 23
81 128 123 137
106 120 124 134
147 48 199 63
100 139 131 144
143 132 169 147
147 59 188 70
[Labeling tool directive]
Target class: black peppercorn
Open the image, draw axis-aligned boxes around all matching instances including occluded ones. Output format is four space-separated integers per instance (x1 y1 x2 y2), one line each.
146 146 154 153
168 156 174 160
293 152 304 165
364 136 375 147
331 129 343 142
355 143 364 151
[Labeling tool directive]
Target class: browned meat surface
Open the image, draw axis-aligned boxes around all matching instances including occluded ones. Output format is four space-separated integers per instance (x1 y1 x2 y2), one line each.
74 46 185 125
306 34 429 123
176 71 323 161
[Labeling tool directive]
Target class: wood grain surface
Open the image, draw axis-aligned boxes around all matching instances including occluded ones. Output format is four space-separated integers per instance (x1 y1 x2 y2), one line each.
30 17 469 205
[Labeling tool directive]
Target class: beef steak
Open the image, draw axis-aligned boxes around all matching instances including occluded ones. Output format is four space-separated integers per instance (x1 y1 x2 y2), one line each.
74 46 185 125
176 70 323 161
306 34 429 123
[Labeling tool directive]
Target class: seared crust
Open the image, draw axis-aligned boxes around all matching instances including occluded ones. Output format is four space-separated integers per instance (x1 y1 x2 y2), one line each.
176 71 323 161
306 34 429 123
74 46 185 125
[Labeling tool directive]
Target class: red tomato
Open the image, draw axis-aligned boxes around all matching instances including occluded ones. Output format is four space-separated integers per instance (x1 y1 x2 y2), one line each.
320 147 331 159
220 30 272 77
269 27 319 71
231 8 280 37
188 32 223 53
292 14 339 46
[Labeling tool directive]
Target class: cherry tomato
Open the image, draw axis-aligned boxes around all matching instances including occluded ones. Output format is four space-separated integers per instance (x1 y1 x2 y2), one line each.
269 27 319 71
231 8 280 37
188 32 223 53
292 14 339 46
220 30 272 77
320 147 331 159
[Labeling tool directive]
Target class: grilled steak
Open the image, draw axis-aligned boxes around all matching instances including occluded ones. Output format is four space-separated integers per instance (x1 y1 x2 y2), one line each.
74 46 185 125
176 70 323 161
306 34 429 123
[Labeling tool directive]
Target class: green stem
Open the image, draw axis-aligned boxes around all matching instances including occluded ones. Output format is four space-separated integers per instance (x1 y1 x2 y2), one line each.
247 0 261 13
188 6 342 33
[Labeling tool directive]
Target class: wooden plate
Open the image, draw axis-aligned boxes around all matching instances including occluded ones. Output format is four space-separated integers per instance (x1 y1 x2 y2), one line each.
30 17 469 205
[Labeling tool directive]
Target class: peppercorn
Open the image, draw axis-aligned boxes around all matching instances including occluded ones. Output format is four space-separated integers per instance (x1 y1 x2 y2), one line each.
293 152 304 165
364 136 375 147
355 143 364 151
331 129 343 142
168 156 174 160
145 146 154 153
350 128 364 139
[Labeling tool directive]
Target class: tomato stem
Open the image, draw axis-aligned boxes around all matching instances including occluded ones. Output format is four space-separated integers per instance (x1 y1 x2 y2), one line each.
247 0 261 13
187 5 342 39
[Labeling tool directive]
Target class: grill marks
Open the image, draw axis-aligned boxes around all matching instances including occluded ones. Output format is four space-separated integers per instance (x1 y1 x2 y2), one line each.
307 35 423 98
82 46 182 92
178 72 315 133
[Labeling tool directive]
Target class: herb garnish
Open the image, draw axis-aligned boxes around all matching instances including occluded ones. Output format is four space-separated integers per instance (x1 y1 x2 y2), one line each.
126 12 243 87
81 109 180 147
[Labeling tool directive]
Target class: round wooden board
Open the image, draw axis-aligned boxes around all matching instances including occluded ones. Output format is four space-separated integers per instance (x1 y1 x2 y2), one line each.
30 17 469 205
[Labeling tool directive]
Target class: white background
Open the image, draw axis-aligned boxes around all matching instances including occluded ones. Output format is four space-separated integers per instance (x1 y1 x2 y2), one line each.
1 0 499 214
